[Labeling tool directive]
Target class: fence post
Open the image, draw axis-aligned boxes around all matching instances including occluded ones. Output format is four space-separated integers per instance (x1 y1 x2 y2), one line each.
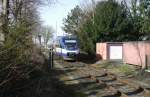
49 47 54 69
144 55 148 69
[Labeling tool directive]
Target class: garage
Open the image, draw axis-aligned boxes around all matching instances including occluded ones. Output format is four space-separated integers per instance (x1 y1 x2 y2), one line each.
96 42 123 60
109 45 122 60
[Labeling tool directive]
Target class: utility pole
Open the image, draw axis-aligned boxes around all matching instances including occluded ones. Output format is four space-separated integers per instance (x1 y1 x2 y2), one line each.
49 47 54 69
56 21 57 36
38 34 42 51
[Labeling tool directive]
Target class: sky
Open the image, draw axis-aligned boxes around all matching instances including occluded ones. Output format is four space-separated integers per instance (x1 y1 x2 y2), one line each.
39 0 130 37
39 0 81 37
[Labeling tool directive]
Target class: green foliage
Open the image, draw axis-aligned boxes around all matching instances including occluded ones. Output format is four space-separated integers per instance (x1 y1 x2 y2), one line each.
62 5 84 35
63 0 132 54
5 20 33 63
78 17 96 54
0 0 45 93
130 0 150 39
0 19 35 92
62 0 150 54
94 0 133 41
139 0 150 35
0 0 55 96
79 0 133 54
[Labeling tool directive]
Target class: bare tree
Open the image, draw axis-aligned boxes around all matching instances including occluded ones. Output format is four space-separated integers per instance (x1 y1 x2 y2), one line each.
0 0 49 92
1 0 9 39
40 25 54 48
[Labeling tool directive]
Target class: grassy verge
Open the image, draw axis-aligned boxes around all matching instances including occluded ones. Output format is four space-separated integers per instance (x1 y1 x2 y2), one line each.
94 61 135 76
111 64 134 75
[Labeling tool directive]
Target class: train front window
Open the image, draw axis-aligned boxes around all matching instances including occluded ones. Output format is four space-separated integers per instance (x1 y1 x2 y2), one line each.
64 40 77 49
66 43 76 46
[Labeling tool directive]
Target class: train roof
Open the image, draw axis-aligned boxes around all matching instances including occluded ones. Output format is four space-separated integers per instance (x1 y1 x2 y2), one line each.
56 36 77 40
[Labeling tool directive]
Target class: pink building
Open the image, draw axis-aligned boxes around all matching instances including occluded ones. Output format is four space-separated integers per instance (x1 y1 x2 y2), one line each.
123 41 150 68
96 42 123 60
96 42 150 68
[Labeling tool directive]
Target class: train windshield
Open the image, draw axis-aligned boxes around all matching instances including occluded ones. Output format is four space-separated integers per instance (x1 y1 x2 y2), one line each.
64 40 77 49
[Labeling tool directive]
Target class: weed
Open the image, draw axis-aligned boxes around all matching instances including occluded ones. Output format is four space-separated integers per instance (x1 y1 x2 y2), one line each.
116 64 134 75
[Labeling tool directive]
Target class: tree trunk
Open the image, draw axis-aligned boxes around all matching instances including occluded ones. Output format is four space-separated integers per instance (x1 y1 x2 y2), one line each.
2 0 9 39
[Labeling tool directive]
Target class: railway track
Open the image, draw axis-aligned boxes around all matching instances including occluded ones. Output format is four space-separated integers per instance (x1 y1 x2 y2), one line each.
56 61 150 97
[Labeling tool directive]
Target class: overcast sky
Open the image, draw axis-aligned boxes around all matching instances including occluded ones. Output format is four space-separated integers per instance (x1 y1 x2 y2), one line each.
39 0 130 37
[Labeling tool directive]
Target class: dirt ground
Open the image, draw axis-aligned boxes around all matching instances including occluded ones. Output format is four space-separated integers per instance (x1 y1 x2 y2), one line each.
54 60 150 97
92 60 150 88
5 59 149 97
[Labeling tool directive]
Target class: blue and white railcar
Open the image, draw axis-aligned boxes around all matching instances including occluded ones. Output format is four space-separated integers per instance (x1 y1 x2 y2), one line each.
54 36 79 60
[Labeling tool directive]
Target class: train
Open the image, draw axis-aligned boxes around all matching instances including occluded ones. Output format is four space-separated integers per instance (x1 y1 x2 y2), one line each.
54 36 79 60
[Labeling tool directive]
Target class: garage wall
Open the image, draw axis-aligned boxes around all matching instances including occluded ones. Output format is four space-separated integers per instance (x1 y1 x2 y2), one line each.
145 42 150 67
96 42 123 60
96 43 107 60
123 42 146 68
96 41 150 68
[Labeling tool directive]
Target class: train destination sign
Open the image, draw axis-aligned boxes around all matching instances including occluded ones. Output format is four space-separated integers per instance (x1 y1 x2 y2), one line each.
65 40 77 43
